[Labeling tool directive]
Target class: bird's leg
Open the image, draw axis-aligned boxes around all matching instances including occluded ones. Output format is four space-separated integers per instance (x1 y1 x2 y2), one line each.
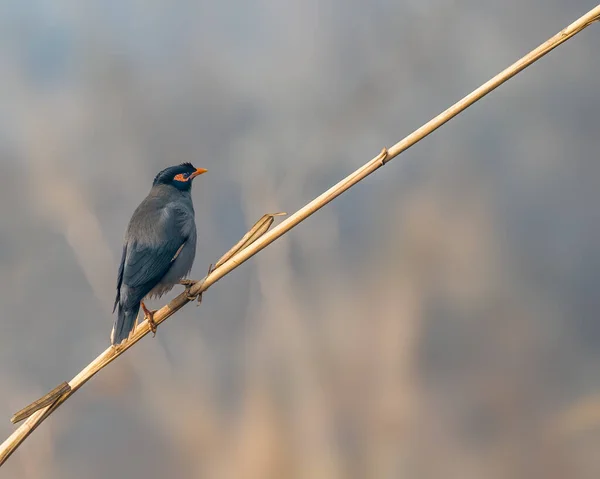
179 279 200 302
180 264 213 304
140 301 158 337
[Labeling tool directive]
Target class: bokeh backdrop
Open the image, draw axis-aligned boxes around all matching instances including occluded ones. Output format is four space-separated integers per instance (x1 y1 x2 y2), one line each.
1 1 600 478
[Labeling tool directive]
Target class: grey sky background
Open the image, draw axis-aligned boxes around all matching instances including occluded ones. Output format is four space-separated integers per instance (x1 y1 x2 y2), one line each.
1 1 600 478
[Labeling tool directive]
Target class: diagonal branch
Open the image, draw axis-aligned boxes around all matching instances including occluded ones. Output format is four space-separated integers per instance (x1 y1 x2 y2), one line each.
1 4 599 467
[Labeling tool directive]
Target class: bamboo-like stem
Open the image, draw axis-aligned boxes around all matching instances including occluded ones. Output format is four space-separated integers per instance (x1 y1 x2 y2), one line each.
1 4 599 467
10 383 70 424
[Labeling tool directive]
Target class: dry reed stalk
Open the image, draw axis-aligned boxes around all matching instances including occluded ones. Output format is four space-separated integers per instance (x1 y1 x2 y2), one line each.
1 3 599 467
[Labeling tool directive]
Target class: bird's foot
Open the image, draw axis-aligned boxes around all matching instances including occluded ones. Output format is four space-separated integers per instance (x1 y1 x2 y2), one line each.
180 264 213 305
180 279 202 303
140 301 158 337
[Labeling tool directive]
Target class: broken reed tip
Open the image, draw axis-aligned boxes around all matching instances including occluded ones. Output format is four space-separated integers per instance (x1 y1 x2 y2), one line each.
11 382 71 424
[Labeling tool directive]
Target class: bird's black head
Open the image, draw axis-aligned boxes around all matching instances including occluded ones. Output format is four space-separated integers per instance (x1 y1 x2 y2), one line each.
153 162 208 191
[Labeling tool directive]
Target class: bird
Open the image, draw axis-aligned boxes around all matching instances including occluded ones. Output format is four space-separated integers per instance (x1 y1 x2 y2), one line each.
111 162 207 345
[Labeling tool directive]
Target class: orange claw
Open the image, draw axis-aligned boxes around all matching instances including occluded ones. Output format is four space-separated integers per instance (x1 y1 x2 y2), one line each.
140 301 158 337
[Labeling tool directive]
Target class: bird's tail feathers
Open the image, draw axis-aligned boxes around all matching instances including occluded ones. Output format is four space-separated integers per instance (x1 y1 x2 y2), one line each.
111 303 140 345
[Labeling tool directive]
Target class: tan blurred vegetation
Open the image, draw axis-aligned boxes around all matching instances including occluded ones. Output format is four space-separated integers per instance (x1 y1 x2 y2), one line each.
1 1 600 478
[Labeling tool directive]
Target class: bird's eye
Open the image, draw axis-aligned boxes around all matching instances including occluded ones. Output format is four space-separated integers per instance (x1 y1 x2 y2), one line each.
174 173 189 182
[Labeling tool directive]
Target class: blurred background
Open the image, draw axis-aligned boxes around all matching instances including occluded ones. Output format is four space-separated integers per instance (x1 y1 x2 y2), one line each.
1 1 599 478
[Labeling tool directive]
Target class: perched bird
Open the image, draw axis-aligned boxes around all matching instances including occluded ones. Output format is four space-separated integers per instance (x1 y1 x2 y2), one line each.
111 163 207 345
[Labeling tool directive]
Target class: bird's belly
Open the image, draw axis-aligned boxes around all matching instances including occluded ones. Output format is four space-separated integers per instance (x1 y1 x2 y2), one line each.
146 238 197 299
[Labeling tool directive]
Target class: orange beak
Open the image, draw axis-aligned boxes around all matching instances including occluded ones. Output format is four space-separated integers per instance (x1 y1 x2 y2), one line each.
190 167 208 179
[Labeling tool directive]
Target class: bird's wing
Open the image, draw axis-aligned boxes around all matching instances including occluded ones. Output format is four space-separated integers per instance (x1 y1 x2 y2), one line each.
121 203 190 290
113 244 127 312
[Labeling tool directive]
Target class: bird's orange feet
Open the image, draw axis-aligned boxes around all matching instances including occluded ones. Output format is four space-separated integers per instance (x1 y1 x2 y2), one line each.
141 301 158 337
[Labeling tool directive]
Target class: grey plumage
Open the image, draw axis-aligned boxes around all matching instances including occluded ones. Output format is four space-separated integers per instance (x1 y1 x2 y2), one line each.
111 163 206 345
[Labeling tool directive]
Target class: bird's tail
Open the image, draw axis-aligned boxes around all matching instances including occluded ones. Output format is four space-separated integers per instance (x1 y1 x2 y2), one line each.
111 303 140 345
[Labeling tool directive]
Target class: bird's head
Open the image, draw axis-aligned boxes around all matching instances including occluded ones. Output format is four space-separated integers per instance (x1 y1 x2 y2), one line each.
153 163 208 191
